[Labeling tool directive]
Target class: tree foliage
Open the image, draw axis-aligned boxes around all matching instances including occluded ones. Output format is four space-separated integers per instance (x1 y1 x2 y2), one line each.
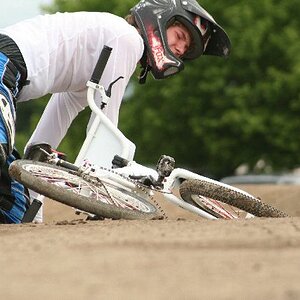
16 0 300 178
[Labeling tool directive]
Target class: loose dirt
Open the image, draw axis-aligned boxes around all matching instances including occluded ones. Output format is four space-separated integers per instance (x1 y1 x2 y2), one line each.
0 184 300 300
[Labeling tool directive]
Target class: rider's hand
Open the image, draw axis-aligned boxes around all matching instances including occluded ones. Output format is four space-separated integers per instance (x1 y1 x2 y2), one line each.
24 143 67 162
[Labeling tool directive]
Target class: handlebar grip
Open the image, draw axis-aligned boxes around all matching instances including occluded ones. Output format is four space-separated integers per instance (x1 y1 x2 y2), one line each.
90 45 112 84
56 159 80 172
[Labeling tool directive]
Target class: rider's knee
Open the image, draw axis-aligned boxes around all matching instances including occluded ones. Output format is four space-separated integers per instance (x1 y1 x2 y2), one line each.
0 92 16 156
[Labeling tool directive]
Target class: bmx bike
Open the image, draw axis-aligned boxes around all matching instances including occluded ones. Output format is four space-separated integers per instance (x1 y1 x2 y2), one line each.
9 46 288 221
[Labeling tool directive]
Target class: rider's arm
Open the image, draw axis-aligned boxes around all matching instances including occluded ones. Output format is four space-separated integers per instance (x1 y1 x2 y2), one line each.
25 90 87 149
26 28 144 151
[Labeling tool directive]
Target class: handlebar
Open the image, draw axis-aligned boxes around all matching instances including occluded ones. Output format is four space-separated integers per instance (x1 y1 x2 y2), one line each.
90 45 112 84
87 45 124 112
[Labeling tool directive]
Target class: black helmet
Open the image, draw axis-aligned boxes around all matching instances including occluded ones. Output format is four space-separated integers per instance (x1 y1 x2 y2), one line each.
131 0 231 81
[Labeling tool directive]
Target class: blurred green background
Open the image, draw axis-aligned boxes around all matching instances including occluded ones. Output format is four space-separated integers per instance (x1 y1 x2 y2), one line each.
15 0 300 179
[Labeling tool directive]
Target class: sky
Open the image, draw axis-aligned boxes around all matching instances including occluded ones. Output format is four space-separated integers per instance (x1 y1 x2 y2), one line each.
0 0 52 28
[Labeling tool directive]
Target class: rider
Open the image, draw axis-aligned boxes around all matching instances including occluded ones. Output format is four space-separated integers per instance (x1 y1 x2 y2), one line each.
0 0 230 223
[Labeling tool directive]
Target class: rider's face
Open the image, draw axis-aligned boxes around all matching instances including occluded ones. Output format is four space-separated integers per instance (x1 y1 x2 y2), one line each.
166 23 192 58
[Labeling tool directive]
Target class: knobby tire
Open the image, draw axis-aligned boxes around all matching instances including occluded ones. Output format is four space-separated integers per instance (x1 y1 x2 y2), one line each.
9 160 159 220
179 179 288 218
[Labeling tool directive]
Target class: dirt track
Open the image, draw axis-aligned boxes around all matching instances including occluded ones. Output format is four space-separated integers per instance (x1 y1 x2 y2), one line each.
0 184 300 300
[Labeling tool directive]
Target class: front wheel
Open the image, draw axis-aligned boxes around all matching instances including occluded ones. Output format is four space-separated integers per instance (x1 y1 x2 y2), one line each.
9 160 160 220
179 179 288 218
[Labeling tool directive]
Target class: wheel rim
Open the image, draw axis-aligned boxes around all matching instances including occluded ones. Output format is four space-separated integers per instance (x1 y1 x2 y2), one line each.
22 163 153 213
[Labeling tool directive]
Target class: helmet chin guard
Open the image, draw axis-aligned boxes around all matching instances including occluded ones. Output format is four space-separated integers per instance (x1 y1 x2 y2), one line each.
131 0 231 81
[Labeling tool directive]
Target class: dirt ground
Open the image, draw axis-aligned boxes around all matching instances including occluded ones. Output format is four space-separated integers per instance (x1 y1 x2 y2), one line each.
1 184 300 300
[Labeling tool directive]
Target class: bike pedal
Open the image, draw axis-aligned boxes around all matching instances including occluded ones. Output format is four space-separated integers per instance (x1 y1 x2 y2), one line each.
22 199 43 223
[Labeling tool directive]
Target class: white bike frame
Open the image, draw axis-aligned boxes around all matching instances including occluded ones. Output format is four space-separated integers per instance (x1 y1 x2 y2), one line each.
75 81 136 169
73 79 244 220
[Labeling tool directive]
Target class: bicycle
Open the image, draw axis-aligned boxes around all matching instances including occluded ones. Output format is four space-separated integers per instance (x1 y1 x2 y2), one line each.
9 46 288 221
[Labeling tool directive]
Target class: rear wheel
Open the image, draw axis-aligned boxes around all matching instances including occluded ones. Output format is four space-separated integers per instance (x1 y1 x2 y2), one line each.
179 179 288 218
9 160 159 220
